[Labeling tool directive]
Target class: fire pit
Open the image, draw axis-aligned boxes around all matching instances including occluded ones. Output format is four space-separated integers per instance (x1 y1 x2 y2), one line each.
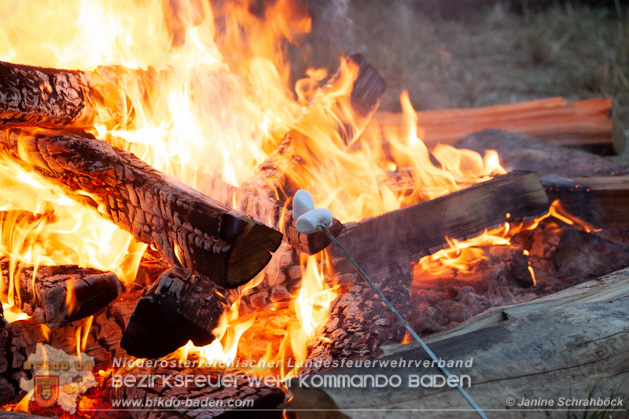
0 1 627 418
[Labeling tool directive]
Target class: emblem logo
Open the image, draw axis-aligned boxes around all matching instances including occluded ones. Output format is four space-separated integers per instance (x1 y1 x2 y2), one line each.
34 375 59 407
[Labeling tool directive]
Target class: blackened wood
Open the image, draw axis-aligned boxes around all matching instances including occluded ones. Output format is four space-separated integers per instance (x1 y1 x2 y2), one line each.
0 256 123 328
0 316 15 407
287 295 629 417
244 53 386 203
0 61 87 129
332 171 549 273
121 266 228 359
455 129 629 178
107 365 285 419
0 128 283 289
0 61 157 130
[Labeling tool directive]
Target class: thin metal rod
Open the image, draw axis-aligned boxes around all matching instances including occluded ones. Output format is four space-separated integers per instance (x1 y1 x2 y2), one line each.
319 224 488 419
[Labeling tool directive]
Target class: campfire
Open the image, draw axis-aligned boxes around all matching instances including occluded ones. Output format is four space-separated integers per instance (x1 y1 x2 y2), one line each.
0 1 627 418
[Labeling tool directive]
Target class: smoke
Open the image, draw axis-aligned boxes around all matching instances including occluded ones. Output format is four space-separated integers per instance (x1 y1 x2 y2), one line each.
315 0 357 54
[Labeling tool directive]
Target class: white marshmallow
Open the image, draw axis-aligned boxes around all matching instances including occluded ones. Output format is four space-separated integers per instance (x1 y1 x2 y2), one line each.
296 208 333 234
292 189 315 221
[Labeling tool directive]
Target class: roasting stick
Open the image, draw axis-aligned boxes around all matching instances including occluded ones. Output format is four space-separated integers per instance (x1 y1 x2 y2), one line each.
294 190 488 419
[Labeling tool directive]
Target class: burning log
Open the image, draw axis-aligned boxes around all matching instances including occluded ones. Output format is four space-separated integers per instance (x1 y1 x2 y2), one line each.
371 96 617 152
196 173 344 255
9 290 141 373
331 171 549 273
244 53 387 203
107 365 285 419
287 292 629 416
0 128 283 289
0 257 124 328
454 129 629 178
0 60 156 130
121 266 229 359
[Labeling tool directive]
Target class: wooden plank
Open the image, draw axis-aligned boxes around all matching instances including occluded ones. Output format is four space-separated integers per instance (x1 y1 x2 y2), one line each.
287 293 629 418
371 96 615 151
333 171 549 269
0 128 283 289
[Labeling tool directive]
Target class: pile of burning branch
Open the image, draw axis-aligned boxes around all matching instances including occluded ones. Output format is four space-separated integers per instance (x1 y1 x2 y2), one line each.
0 1 627 418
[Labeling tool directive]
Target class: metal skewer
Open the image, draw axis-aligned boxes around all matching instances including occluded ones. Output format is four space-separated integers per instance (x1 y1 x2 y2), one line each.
319 224 488 419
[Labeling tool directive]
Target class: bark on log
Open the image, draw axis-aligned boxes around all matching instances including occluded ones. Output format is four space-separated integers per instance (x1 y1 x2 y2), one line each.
0 128 283 289
0 256 124 328
121 266 229 359
0 61 156 130
106 366 285 419
287 294 629 418
371 96 616 151
9 289 141 373
545 175 629 228
454 129 629 178
244 53 387 203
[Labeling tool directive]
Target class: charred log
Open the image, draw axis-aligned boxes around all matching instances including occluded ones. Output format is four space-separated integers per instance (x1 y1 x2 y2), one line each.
0 256 124 328
121 266 229 359
0 61 157 130
0 128 283 289
331 171 549 275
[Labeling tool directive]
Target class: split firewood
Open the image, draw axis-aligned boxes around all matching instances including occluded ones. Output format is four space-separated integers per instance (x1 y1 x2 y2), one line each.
0 128 283 289
287 294 629 417
371 96 616 152
0 60 157 130
0 257 124 328
243 53 387 203
107 365 285 419
121 266 230 359
454 129 629 178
